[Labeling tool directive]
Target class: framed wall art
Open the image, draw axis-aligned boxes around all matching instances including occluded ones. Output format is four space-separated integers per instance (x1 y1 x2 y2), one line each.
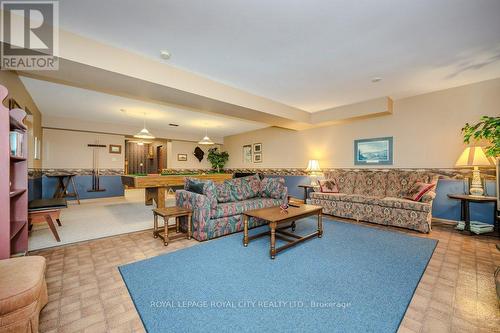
354 137 393 165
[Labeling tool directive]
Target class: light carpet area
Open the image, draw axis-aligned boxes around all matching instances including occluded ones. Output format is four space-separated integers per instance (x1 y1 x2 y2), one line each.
119 218 437 333
29 189 175 251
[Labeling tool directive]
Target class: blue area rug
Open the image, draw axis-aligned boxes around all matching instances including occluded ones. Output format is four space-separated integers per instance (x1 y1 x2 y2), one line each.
119 218 437 333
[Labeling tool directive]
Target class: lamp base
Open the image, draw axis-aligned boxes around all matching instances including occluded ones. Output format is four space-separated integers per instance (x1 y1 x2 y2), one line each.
469 167 484 196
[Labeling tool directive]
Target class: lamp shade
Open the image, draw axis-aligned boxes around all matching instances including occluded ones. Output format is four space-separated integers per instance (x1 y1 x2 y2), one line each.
455 146 493 167
198 135 214 145
134 128 155 139
305 160 321 174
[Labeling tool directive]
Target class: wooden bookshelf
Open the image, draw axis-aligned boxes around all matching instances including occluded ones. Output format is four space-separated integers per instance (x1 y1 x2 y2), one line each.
0 85 28 259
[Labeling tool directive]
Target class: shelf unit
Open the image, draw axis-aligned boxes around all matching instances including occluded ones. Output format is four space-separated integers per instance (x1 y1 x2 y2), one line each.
1 85 28 259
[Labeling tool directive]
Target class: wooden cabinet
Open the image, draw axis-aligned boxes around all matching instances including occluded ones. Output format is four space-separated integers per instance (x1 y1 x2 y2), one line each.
0 85 28 259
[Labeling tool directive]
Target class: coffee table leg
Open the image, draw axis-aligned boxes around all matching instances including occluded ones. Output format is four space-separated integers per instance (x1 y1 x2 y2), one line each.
153 213 158 238
163 216 169 246
187 213 192 240
243 215 249 247
318 212 323 238
270 222 276 259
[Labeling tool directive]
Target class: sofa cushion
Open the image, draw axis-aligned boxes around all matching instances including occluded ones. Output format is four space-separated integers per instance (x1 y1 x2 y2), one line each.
379 197 430 212
385 171 432 198
324 171 357 194
341 194 381 205
211 198 283 219
353 171 388 197
403 182 436 202
215 183 231 203
260 177 286 199
310 192 347 201
224 174 261 202
319 179 339 193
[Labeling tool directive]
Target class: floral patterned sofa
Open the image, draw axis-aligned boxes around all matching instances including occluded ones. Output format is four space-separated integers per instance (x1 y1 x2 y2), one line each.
308 170 439 233
176 175 287 241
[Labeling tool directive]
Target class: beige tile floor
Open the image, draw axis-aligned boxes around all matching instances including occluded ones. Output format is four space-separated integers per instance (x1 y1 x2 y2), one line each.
31 219 500 333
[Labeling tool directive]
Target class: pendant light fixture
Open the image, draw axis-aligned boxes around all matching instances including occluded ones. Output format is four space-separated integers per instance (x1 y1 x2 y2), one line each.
198 128 214 145
134 112 155 139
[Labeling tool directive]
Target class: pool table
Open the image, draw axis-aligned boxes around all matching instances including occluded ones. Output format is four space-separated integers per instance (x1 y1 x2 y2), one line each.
121 173 233 208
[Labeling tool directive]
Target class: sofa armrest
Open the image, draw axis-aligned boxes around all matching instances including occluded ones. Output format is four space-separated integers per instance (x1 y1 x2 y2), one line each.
175 190 211 240
282 186 289 203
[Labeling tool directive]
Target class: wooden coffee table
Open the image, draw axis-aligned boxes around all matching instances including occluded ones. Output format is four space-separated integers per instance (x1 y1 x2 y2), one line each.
242 204 323 259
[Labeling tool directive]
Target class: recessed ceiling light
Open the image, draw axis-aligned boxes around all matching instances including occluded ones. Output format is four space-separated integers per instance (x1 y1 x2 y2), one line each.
371 77 383 83
120 108 127 113
160 50 171 60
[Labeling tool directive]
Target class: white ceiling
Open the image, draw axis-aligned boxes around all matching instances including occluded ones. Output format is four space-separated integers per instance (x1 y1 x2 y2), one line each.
56 0 500 112
20 76 267 139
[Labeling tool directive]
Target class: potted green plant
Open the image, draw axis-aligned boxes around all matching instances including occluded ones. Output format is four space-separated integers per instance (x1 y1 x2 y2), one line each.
207 147 229 173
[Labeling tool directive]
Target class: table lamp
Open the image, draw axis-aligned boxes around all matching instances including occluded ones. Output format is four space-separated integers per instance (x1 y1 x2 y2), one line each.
305 160 322 186
455 146 493 196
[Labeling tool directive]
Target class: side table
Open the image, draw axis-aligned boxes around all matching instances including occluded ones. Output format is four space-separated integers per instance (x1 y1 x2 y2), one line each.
298 184 315 202
152 207 192 246
447 194 498 235
47 174 81 204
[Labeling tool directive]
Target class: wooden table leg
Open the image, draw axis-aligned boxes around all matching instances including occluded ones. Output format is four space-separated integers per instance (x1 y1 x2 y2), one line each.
53 178 63 198
187 213 192 240
44 215 61 242
153 212 158 238
270 221 277 259
464 200 471 233
156 187 166 208
243 215 249 247
318 212 323 238
163 216 169 246
176 216 180 233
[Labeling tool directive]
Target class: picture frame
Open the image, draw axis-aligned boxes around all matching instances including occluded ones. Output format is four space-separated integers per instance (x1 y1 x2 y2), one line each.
253 152 262 163
177 153 188 161
253 143 262 153
354 137 393 165
109 144 122 154
242 145 252 163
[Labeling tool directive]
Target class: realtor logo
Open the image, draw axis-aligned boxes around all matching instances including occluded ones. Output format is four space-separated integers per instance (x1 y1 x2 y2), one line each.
1 0 59 70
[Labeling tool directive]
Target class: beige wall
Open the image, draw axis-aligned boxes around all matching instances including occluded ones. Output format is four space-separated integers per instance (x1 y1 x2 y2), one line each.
224 78 500 169
43 128 125 169
0 71 43 169
168 140 223 169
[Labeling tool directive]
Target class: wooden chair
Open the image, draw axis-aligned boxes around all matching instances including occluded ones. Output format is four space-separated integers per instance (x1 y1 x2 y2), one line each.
28 198 67 242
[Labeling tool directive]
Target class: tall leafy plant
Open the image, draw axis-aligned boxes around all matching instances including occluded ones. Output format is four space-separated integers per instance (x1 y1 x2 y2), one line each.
462 116 500 157
207 147 229 173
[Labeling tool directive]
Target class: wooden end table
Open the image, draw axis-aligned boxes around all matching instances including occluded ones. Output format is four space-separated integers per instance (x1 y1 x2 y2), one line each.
152 207 192 246
47 174 81 204
243 204 323 259
447 194 498 235
298 184 315 202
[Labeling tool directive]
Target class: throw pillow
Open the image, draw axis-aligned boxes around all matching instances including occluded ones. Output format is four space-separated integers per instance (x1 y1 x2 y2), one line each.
319 179 339 193
186 180 204 195
260 177 286 199
224 174 261 201
403 182 435 201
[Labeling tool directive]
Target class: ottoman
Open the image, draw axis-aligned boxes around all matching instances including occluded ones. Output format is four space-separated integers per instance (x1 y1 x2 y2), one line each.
0 256 48 333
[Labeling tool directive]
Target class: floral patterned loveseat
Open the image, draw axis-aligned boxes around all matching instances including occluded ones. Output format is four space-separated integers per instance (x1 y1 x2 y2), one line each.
176 175 287 241
308 170 439 233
